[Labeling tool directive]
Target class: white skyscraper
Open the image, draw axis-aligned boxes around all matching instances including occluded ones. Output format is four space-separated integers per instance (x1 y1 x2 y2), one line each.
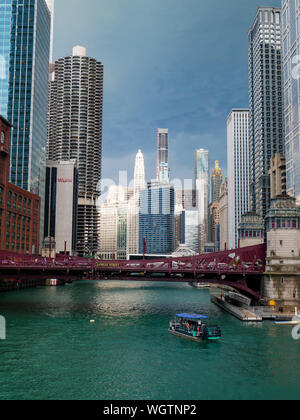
227 109 251 249
282 1 300 203
45 0 55 62
194 149 209 253
134 150 146 194
127 150 146 257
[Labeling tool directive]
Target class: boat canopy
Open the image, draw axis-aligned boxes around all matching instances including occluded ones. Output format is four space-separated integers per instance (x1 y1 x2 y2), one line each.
176 313 209 320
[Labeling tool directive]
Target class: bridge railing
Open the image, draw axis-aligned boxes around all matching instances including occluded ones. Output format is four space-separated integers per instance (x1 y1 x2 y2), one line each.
0 244 266 274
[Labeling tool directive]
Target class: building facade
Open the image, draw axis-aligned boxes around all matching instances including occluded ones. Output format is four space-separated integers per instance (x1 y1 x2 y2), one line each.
194 149 209 253
211 160 223 204
0 0 52 247
99 186 131 260
43 160 78 256
263 195 300 310
126 150 146 257
139 182 175 255
269 153 287 199
219 178 228 251
0 116 40 255
47 46 103 256
210 202 220 252
227 109 251 249
208 160 223 248
180 209 199 254
175 189 195 210
156 129 169 182
282 0 300 203
248 7 284 218
238 212 264 249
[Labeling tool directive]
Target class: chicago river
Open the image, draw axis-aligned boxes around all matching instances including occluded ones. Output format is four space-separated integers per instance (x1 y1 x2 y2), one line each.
0 281 299 400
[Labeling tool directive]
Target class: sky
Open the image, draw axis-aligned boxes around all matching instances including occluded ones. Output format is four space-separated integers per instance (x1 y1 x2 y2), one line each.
53 0 281 184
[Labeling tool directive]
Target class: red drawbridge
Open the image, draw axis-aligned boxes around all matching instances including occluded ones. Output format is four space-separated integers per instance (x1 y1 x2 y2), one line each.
0 244 266 300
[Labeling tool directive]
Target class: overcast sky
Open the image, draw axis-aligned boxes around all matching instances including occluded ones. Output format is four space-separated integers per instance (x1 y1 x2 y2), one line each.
53 0 281 184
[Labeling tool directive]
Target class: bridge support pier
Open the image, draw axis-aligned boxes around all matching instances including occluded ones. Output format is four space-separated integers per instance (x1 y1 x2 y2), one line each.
262 267 300 311
263 195 300 313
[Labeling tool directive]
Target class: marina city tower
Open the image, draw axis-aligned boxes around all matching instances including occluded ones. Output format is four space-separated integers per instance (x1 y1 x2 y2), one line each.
47 46 103 256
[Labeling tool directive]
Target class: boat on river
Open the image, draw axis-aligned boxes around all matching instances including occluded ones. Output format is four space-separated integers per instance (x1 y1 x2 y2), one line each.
169 313 222 342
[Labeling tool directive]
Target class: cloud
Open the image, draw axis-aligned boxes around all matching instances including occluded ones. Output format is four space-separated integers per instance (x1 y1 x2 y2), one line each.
53 0 280 183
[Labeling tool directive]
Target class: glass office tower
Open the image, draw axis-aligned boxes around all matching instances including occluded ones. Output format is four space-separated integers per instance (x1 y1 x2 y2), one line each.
180 209 199 253
0 0 51 193
0 0 52 247
0 0 11 117
282 0 300 203
194 149 209 253
139 182 175 255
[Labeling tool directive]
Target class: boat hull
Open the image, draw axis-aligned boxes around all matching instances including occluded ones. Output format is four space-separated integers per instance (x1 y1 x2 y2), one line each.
169 329 205 342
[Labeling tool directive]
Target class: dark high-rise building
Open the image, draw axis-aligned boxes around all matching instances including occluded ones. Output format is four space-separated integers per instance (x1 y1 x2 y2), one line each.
47 46 103 256
156 129 169 182
248 7 284 220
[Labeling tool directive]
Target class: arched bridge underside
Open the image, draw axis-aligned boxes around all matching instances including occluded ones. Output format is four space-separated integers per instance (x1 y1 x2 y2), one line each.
0 244 266 300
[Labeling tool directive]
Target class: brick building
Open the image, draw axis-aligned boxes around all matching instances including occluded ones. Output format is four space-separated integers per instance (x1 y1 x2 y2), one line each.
0 116 40 255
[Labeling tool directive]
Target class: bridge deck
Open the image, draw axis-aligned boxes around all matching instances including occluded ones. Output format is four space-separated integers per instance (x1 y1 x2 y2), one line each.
0 244 266 300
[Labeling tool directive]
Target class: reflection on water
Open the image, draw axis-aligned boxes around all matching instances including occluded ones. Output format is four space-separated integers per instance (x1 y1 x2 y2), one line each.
0 281 299 400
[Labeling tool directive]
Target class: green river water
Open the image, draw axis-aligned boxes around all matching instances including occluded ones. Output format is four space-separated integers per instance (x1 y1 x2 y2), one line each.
0 281 299 400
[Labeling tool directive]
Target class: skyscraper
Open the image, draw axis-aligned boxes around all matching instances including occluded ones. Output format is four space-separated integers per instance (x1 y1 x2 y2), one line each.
0 0 52 193
44 160 78 256
45 0 55 61
227 109 250 249
134 150 146 194
219 178 228 251
127 150 146 257
248 7 284 218
156 129 169 182
194 149 209 253
180 209 199 253
208 160 223 248
99 186 130 260
211 160 223 204
282 0 300 203
47 46 104 256
0 0 53 249
139 182 175 255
